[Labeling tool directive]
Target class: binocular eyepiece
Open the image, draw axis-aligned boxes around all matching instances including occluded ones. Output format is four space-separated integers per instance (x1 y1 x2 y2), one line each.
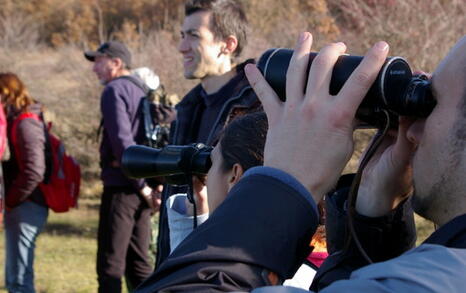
257 48 436 127
121 143 212 184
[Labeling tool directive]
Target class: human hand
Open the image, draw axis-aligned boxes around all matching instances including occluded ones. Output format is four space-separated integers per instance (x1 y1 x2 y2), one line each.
141 185 162 213
356 118 416 217
185 176 209 216
245 32 389 204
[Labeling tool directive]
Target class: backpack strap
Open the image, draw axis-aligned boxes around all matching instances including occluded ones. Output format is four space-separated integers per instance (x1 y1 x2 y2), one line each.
118 75 150 94
118 75 157 147
10 112 52 183
95 76 149 143
10 112 41 148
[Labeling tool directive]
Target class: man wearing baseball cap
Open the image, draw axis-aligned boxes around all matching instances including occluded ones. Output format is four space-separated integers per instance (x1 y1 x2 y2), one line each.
85 41 159 293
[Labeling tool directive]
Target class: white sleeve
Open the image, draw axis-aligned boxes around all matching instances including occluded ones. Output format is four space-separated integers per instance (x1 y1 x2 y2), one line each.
167 193 209 253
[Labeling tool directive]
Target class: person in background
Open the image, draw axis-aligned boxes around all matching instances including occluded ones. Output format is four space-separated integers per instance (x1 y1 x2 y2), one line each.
1 73 48 293
0 101 7 226
84 41 159 293
156 0 260 266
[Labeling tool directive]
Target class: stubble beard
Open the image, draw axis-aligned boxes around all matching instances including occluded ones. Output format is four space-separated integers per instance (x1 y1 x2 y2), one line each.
412 113 466 224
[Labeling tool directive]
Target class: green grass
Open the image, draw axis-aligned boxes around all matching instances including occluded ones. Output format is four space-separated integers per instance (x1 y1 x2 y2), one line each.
0 198 101 293
0 198 435 292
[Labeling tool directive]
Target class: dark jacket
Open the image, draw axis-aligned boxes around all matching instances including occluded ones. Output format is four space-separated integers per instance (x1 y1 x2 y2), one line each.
171 59 260 146
99 76 147 190
156 59 261 266
138 167 466 292
3 103 46 208
139 168 319 293
311 174 417 291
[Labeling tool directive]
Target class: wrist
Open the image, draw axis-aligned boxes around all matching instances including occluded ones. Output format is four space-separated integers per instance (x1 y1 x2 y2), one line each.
356 187 402 217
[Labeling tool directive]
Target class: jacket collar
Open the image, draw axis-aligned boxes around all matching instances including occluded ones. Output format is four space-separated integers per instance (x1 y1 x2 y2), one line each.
423 213 466 248
176 59 256 111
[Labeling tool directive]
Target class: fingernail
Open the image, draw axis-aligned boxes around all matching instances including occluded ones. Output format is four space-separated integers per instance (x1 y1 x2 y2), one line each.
298 32 308 43
245 64 257 80
375 41 389 51
245 63 254 74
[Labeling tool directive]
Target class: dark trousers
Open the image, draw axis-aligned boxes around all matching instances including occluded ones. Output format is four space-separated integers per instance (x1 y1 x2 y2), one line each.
97 186 153 293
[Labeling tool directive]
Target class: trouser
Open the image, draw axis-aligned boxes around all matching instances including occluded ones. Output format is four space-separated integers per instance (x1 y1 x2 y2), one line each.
97 186 153 293
4 201 49 293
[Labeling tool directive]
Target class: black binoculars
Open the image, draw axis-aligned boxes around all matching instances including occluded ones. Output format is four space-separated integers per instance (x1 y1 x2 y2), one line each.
121 143 212 184
257 48 436 127
121 48 437 182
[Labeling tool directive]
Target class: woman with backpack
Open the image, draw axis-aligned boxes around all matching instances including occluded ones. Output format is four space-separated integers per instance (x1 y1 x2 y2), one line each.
0 73 48 293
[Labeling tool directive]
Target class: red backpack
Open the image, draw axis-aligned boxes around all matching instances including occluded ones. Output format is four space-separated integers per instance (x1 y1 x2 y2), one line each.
11 112 81 212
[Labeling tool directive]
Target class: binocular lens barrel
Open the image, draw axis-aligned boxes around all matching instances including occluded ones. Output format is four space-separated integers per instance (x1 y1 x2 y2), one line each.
257 48 435 127
121 144 212 179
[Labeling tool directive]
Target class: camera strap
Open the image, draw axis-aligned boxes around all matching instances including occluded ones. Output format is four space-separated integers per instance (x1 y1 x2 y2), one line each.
186 144 210 229
344 109 391 264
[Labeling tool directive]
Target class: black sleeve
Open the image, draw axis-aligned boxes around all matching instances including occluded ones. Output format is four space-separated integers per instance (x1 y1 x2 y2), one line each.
311 174 417 291
136 173 319 293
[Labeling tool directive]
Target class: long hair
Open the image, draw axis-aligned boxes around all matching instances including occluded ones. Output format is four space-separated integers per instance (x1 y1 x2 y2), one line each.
0 73 35 114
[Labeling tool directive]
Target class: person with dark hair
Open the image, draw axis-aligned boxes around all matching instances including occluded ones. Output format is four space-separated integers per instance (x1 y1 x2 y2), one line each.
156 0 260 266
136 32 466 292
1 73 48 293
166 112 267 251
84 41 159 292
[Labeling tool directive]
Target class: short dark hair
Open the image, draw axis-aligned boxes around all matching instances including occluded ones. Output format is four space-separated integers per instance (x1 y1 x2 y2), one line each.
219 111 268 172
185 0 249 58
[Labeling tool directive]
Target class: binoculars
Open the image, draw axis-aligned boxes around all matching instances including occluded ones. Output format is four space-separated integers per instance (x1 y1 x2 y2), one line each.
121 143 212 184
121 48 436 181
257 48 436 127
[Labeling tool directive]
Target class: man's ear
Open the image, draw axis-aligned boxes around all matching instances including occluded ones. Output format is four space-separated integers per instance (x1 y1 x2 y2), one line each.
221 35 238 56
227 163 244 191
111 57 124 71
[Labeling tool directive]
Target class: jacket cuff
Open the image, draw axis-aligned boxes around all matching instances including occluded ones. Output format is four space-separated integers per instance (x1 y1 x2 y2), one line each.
243 166 318 215
325 174 416 260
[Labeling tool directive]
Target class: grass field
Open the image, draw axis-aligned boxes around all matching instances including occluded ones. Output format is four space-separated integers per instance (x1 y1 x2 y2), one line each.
0 196 435 293
0 198 101 293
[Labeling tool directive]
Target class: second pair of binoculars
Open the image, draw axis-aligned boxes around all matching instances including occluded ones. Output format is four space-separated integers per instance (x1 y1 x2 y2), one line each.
122 48 435 180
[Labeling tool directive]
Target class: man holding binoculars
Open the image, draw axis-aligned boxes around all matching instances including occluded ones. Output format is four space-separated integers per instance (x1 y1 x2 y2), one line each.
135 32 466 292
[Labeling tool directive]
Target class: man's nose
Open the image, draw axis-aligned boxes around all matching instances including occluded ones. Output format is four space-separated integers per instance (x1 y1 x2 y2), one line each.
178 38 189 53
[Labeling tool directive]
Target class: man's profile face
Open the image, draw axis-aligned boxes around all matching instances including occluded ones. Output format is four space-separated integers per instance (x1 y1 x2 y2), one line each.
93 56 119 85
408 36 466 223
178 10 228 80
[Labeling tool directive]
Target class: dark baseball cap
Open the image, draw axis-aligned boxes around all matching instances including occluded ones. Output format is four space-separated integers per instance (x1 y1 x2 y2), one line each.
84 41 132 67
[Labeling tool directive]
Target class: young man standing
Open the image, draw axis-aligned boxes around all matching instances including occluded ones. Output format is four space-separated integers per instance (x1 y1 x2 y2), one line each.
156 0 260 266
84 41 160 293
